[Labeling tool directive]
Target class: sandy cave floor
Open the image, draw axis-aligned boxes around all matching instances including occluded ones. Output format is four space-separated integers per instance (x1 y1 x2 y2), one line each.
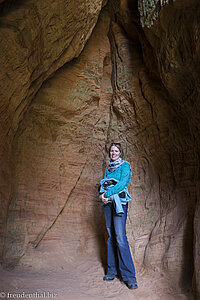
0 255 191 300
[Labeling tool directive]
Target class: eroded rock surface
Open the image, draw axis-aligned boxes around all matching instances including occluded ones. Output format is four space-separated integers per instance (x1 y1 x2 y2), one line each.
3 9 112 267
137 0 200 296
0 0 107 259
1 0 199 299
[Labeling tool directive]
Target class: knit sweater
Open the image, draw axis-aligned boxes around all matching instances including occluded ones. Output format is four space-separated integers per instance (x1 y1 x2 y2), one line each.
103 161 132 199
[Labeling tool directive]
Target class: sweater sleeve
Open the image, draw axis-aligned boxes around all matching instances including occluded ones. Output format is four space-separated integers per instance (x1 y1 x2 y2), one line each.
104 168 108 179
104 162 131 198
98 168 108 198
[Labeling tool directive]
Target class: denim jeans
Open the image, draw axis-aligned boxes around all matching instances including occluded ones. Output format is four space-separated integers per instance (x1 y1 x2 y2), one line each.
104 203 137 282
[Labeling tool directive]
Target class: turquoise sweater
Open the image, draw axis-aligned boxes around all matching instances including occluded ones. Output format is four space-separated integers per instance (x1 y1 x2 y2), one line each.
104 161 132 198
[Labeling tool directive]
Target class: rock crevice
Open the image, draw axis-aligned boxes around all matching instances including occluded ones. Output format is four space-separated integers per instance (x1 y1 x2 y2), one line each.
0 0 199 298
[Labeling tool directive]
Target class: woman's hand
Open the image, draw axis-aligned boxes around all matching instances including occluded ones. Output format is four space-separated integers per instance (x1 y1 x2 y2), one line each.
101 193 109 204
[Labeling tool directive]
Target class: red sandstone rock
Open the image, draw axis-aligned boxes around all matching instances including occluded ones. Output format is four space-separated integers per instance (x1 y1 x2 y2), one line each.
3 10 112 267
0 0 199 299
0 0 107 260
120 0 199 295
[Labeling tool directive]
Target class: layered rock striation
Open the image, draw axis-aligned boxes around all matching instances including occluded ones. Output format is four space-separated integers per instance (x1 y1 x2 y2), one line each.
120 0 200 295
3 9 112 268
0 0 199 298
0 0 107 260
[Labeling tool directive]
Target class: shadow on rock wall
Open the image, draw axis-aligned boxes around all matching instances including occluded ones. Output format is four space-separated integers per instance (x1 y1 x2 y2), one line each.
1 0 200 298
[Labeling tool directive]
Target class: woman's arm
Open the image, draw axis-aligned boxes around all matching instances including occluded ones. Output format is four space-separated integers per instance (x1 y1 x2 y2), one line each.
104 162 131 198
98 168 108 200
104 168 108 179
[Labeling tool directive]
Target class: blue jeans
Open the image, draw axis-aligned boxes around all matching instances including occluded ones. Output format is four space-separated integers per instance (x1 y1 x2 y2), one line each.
104 203 137 282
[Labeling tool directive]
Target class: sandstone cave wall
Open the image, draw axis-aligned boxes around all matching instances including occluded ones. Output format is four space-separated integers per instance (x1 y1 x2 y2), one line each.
3 10 113 268
0 0 107 260
136 0 200 294
0 0 200 298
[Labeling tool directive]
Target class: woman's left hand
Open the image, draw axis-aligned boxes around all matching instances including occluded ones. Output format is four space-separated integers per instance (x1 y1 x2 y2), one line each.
101 193 109 204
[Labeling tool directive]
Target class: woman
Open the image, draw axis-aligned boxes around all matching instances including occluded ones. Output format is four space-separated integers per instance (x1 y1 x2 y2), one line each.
99 142 138 289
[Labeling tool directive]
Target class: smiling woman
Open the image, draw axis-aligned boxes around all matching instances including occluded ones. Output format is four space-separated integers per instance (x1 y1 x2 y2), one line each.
109 143 122 161
99 142 138 290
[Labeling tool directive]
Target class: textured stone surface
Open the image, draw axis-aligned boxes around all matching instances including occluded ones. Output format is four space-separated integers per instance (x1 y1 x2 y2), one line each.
105 21 194 291
0 0 199 298
139 1 200 296
138 0 169 27
0 0 107 259
3 9 112 266
138 0 198 27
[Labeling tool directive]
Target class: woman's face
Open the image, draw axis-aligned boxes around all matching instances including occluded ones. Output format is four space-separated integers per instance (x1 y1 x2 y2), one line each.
110 145 121 161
